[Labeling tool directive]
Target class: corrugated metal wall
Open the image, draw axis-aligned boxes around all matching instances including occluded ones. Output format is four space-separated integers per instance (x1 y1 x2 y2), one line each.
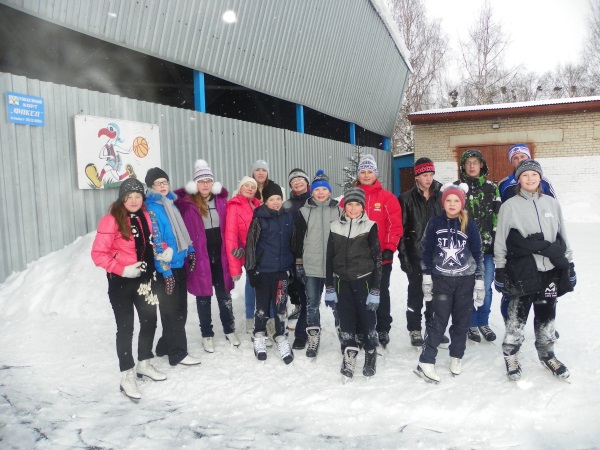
0 72 391 282
1 0 409 137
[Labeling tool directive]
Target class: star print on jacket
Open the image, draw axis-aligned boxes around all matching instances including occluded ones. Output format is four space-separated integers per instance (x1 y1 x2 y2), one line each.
420 214 484 278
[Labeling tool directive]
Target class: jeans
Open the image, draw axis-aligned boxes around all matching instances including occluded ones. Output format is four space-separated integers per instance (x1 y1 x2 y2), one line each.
305 276 339 329
245 274 256 319
196 258 234 337
470 253 495 327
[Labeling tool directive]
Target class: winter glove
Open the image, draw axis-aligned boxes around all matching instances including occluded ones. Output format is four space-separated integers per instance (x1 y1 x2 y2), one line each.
247 269 259 288
156 246 174 263
382 249 394 263
569 262 576 288
122 262 143 278
494 268 506 293
422 274 433 302
232 273 242 282
324 287 337 308
400 256 414 276
231 248 245 259
296 264 307 284
366 289 380 311
164 275 175 295
473 279 485 307
187 252 197 273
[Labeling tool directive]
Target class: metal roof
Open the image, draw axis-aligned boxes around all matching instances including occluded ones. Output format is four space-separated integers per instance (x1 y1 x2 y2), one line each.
1 0 410 137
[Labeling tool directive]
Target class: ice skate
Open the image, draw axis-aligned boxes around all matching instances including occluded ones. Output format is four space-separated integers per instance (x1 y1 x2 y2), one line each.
409 330 423 349
292 337 307 350
253 332 267 362
363 349 377 378
275 335 294 365
178 355 201 366
438 334 450 349
468 327 482 343
306 326 321 359
266 319 275 347
202 336 215 353
136 359 167 381
478 325 496 342
415 362 441 384
246 318 254 335
450 357 462 376
378 331 390 350
504 353 522 381
120 368 141 402
340 346 359 383
225 332 241 347
541 356 570 380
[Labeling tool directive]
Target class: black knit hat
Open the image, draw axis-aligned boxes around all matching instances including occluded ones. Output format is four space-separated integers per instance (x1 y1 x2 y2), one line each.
119 178 146 201
262 181 283 202
344 188 365 208
515 159 543 180
145 167 169 187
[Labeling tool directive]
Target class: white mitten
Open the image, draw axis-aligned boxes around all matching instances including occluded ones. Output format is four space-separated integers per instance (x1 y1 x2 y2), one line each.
473 279 485 307
422 274 433 302
156 247 174 263
122 262 143 278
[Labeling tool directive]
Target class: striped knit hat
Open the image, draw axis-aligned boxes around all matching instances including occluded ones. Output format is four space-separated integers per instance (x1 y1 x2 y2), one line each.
193 159 214 182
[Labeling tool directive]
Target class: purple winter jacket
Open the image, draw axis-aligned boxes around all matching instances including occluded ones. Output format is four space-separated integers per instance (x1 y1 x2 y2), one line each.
174 184 234 296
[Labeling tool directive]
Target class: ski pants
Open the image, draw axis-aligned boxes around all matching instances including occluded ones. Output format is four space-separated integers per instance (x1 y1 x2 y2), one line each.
196 257 235 337
376 263 393 333
155 267 189 366
253 271 289 338
420 274 475 364
108 275 157 372
503 270 558 360
337 277 378 352
405 265 433 332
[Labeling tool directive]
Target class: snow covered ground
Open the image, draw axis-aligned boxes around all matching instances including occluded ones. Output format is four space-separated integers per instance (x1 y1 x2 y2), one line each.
1 212 599 448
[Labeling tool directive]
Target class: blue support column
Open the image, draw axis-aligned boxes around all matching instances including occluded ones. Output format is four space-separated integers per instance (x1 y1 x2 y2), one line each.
382 136 391 152
194 70 206 113
296 104 304 133
349 123 356 145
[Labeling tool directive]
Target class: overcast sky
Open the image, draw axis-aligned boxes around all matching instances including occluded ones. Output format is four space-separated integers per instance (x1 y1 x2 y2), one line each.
424 0 592 74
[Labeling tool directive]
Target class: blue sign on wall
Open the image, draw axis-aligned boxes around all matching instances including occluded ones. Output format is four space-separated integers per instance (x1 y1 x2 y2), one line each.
7 92 45 127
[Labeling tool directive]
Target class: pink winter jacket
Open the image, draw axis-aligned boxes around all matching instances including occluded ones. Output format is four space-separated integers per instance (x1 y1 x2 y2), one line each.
225 194 261 277
91 211 152 276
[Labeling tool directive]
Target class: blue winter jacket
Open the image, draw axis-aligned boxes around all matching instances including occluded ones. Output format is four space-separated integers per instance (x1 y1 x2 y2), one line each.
145 189 194 277
420 214 484 279
245 204 294 274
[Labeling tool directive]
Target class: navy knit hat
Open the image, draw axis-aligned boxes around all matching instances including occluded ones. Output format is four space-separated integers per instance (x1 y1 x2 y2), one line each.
515 159 543 180
262 181 283 202
119 178 146 201
310 169 332 193
144 167 169 187
344 188 365 208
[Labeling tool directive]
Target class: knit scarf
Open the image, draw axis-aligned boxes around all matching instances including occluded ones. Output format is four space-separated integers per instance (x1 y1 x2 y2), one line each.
157 196 193 252
129 212 158 305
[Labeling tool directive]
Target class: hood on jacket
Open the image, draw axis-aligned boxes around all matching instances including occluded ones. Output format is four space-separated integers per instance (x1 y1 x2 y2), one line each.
459 149 489 183
184 180 224 196
145 188 178 204
174 185 229 205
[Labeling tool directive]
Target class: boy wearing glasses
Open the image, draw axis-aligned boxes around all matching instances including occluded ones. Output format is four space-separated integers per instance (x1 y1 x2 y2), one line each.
453 150 501 343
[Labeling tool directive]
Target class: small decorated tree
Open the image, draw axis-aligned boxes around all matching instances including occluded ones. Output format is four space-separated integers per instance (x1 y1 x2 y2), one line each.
340 145 363 193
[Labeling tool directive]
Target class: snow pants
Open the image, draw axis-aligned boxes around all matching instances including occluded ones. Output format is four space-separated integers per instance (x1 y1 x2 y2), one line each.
253 271 289 338
337 277 378 352
376 263 393 333
405 266 433 332
420 274 475 364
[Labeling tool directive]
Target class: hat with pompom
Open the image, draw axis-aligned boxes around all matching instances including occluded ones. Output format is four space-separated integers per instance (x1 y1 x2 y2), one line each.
193 159 214 182
441 183 468 210
310 169 332 193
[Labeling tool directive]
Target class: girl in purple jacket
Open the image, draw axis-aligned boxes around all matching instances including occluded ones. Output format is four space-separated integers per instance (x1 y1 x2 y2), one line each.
175 160 239 353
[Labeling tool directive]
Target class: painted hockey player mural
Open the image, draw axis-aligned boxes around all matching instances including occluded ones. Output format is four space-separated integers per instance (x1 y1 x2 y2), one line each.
75 115 160 190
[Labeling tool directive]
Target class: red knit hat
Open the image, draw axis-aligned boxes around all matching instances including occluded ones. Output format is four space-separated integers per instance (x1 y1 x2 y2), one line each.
414 157 435 176
441 183 468 210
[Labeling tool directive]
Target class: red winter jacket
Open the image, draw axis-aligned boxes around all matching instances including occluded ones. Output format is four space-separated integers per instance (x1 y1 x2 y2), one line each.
343 179 403 264
91 211 152 276
225 194 261 277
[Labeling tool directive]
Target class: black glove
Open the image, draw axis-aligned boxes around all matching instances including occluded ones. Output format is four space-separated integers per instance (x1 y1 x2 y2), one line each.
494 268 506 293
569 262 576 288
382 249 394 263
232 248 245 259
399 257 413 276
187 252 197 272
296 264 307 284
165 275 175 296
247 269 258 288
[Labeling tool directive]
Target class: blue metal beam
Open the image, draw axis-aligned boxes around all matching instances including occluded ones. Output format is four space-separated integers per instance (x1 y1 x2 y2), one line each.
194 71 206 113
296 104 305 133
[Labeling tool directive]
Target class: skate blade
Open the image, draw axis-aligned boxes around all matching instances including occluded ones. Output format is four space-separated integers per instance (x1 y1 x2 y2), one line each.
437 343 449 350
451 372 460 377
413 369 440 384
342 375 353 384
120 387 141 403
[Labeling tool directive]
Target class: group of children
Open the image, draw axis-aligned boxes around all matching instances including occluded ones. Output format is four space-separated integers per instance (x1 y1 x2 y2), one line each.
92 145 575 401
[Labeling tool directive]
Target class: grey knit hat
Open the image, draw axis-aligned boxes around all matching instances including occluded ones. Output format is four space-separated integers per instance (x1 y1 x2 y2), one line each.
515 159 543 180
344 188 365 208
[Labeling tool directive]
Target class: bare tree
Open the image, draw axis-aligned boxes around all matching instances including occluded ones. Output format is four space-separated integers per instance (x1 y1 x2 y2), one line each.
455 0 517 106
389 0 448 153
584 0 600 88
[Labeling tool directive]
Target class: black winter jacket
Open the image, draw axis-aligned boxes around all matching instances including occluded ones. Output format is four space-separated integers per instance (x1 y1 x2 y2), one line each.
503 229 573 298
398 180 443 273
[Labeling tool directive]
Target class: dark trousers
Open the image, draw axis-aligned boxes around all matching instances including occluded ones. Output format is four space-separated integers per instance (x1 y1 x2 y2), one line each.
196 258 234 337
155 267 189 365
108 275 157 372
420 275 475 364
376 263 393 333
253 271 288 337
337 277 378 352
406 267 433 332
503 270 558 360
